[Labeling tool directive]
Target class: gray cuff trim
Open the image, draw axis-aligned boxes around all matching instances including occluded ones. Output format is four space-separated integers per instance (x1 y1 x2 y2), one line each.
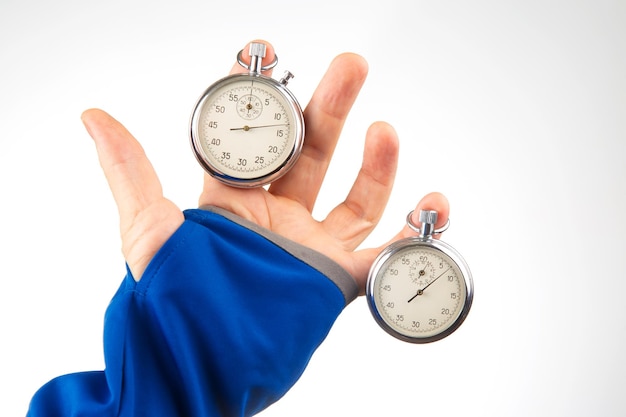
200 205 359 305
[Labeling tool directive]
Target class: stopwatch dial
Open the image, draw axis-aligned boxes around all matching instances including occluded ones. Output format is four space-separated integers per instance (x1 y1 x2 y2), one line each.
373 245 467 341
195 76 300 180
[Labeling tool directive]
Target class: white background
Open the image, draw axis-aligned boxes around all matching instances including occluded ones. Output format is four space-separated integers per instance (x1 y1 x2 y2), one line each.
1 0 625 416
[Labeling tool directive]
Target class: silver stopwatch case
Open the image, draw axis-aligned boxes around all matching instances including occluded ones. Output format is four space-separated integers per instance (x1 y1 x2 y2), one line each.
366 210 474 343
189 43 305 188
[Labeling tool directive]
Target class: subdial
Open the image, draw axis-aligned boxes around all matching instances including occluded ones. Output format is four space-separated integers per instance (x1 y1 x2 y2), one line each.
409 259 436 286
236 94 263 120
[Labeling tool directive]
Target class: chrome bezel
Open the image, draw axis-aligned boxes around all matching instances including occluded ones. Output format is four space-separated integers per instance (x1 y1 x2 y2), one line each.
366 237 474 344
189 73 305 188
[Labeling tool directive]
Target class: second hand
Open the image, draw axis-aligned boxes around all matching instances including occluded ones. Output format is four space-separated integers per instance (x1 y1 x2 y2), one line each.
230 123 287 131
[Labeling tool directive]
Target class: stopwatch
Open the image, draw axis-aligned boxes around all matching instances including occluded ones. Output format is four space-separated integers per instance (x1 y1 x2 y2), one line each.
366 209 474 343
189 42 305 187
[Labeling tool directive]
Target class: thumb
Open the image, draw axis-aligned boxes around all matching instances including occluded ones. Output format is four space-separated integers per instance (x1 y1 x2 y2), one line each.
82 108 183 280
82 108 163 225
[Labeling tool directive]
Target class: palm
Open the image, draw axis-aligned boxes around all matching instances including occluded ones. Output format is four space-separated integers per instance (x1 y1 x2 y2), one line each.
199 187 343 267
83 41 449 293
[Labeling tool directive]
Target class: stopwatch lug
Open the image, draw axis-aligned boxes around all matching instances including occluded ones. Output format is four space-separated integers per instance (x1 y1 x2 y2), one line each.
418 210 438 238
237 43 278 73
279 70 294 86
248 42 267 75
407 209 450 237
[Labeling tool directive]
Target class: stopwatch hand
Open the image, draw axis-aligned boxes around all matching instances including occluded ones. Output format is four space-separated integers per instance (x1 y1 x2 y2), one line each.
230 123 287 131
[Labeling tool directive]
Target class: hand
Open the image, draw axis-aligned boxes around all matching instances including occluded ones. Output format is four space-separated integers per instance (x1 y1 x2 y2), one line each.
82 39 449 293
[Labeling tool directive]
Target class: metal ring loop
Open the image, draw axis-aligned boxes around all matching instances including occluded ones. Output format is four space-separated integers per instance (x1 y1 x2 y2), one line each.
236 49 279 71
406 210 450 235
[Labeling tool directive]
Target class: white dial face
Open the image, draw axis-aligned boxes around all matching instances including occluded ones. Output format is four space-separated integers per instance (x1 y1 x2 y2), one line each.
194 75 301 180
372 245 467 341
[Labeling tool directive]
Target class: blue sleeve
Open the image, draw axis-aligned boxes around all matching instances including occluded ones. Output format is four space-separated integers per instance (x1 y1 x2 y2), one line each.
27 206 358 417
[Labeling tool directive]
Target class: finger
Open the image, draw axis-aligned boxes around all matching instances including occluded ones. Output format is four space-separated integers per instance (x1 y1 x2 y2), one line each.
322 122 399 249
269 52 369 211
402 191 450 239
374 191 451 255
82 109 163 226
350 192 450 293
82 108 184 280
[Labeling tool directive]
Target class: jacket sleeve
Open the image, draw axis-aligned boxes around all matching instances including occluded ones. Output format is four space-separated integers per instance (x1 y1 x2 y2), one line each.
27 206 358 417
